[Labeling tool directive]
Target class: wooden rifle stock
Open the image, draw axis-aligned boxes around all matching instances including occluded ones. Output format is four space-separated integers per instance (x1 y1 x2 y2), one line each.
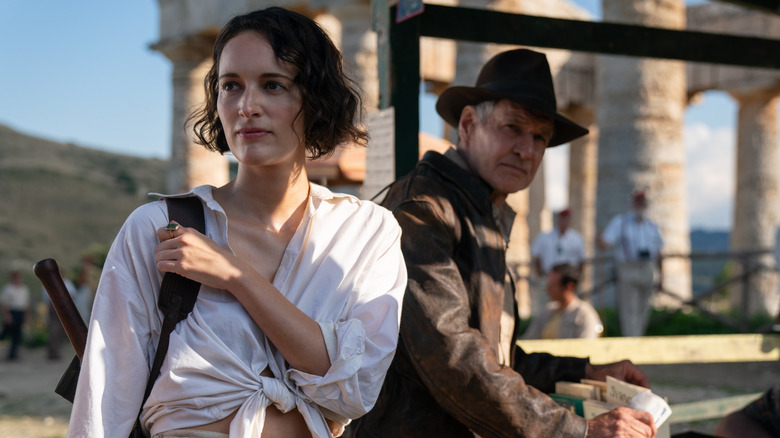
33 258 88 359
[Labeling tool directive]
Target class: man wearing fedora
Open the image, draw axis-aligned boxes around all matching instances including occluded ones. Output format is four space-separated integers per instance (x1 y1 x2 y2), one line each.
347 49 656 437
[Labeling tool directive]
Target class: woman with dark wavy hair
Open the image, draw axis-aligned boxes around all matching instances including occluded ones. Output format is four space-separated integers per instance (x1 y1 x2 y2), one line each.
69 7 405 438
190 7 368 159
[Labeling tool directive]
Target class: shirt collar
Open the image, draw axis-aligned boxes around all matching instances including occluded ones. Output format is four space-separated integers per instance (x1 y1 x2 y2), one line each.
444 147 515 239
420 149 516 240
150 182 340 216
420 149 498 217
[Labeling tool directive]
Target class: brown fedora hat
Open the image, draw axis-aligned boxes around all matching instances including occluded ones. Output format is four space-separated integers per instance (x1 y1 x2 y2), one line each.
436 48 589 147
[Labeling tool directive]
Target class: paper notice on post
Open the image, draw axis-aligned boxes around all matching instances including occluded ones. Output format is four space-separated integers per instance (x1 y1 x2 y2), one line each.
361 107 395 201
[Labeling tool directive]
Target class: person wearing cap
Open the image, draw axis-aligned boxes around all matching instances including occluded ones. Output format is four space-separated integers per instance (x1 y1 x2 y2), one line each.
530 207 586 316
522 263 603 340
597 190 664 337
347 49 655 438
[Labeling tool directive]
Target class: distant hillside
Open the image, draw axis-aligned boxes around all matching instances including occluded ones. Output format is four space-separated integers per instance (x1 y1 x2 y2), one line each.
0 124 168 286
690 229 731 295
690 229 730 253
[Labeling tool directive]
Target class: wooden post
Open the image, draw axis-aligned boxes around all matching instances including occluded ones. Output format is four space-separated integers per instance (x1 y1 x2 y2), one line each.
389 6 421 178
373 0 421 179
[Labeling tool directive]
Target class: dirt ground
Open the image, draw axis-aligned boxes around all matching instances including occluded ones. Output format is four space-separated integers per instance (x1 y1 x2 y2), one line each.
0 345 74 438
1 343 777 437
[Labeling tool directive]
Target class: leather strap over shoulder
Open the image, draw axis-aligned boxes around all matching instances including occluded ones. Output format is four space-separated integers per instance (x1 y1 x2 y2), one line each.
143 196 206 402
159 197 205 322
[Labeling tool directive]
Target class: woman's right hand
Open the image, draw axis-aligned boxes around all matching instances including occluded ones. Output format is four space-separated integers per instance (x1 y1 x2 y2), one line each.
156 221 332 377
155 221 247 291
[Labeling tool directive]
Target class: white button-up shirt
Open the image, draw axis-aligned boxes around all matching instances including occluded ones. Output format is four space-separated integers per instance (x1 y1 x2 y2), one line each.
69 184 406 438
531 228 586 274
1 282 29 311
601 212 663 263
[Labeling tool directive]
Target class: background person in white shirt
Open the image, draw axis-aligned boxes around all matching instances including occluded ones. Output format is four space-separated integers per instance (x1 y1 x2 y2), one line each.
69 8 406 438
0 269 30 361
530 208 585 316
598 190 663 337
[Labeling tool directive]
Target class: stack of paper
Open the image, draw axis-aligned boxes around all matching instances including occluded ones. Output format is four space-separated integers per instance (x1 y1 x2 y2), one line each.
549 376 672 438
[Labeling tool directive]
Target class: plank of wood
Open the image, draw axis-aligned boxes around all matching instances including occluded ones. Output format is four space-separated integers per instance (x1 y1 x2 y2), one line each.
517 334 780 364
420 4 780 69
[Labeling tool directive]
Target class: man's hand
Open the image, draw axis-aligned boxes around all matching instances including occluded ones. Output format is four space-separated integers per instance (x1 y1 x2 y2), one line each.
586 407 656 437
585 359 650 388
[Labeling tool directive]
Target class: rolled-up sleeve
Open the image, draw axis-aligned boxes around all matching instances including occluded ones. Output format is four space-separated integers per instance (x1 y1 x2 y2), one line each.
287 215 406 419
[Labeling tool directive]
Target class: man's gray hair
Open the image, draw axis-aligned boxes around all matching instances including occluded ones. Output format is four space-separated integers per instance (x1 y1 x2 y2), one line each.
472 100 498 123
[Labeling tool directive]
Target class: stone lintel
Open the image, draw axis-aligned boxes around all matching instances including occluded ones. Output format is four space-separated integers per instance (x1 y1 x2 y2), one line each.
687 3 780 94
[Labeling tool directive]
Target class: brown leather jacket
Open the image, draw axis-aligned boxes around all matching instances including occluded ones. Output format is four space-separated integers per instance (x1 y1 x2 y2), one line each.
348 151 588 437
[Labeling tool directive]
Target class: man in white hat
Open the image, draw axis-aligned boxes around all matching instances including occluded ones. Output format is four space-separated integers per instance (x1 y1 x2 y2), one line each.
349 49 656 438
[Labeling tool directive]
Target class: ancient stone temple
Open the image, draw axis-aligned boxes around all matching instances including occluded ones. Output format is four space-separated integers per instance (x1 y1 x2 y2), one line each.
151 0 780 317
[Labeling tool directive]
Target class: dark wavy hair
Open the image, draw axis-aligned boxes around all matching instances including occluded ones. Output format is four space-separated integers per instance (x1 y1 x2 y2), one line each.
188 7 368 159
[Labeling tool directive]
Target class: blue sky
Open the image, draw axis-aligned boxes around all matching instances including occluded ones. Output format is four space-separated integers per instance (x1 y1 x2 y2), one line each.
0 1 766 230
0 1 170 158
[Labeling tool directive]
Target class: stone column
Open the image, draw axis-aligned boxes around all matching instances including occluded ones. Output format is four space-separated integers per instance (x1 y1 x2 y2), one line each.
566 105 598 297
730 89 779 317
527 163 549 239
444 41 503 147
597 0 691 308
526 163 550 318
153 37 229 193
320 2 378 113
507 189 532 318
